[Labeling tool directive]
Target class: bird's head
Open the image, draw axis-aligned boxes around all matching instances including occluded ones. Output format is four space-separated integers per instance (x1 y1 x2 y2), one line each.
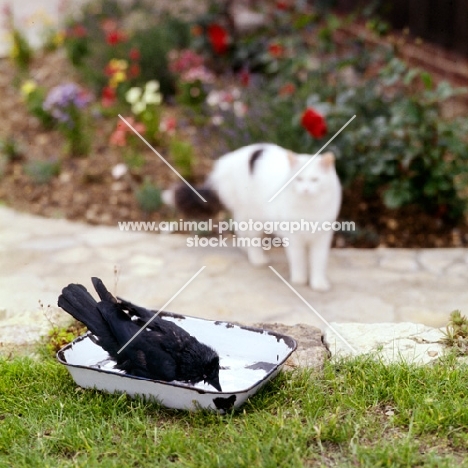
202 354 221 392
181 340 222 392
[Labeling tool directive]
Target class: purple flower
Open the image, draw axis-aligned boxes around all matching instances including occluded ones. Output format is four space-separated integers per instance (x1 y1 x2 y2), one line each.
43 83 91 124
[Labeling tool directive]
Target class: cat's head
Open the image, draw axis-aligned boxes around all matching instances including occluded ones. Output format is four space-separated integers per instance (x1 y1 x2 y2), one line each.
288 151 336 196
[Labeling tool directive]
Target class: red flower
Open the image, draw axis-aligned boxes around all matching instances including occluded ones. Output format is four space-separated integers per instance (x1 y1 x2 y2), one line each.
101 86 116 108
128 63 141 78
106 30 127 46
276 1 289 10
207 24 228 54
191 25 203 37
72 24 87 38
268 43 284 58
129 47 140 61
240 68 250 87
279 82 296 96
301 108 327 138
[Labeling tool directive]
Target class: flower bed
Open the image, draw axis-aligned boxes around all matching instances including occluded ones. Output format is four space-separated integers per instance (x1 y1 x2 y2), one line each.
0 0 467 247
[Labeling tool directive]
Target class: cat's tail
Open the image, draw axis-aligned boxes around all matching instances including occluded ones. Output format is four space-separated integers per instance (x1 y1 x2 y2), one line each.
162 183 222 218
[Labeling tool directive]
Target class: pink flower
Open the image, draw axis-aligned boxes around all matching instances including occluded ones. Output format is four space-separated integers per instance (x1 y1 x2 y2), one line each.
124 117 145 134
110 117 146 146
109 129 126 146
71 24 87 38
159 116 177 134
168 49 204 74
181 66 215 84
101 18 118 33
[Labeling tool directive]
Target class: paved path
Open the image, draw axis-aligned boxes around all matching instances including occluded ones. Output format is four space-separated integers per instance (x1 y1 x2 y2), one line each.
1 206 468 348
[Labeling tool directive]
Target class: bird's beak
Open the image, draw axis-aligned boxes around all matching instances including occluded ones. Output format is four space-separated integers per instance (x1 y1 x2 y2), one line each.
208 376 222 392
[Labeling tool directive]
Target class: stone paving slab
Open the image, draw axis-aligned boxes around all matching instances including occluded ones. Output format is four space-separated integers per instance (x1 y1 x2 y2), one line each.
1 206 468 351
325 322 446 365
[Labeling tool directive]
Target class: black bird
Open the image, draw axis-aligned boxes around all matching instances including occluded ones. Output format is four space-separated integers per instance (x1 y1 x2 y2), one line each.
57 277 222 391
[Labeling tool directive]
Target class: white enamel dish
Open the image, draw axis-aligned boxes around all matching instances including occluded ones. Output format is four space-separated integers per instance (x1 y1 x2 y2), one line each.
57 312 297 412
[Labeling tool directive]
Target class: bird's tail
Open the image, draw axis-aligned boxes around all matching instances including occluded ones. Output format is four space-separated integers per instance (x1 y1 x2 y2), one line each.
58 282 120 355
162 183 222 218
91 277 117 303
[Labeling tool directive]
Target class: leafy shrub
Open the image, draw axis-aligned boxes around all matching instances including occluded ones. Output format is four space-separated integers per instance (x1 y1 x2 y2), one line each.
20 80 54 129
206 51 468 220
46 322 86 355
443 310 468 355
62 0 190 98
4 4 33 70
131 17 190 97
43 83 92 157
25 159 61 185
170 139 195 179
135 180 162 212
0 136 22 162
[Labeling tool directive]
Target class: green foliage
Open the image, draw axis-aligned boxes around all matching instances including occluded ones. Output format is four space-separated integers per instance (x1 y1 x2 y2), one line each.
10 28 33 69
24 159 61 185
443 310 468 355
62 0 190 97
135 180 162 212
123 151 146 170
170 139 195 179
0 136 22 162
62 111 91 158
208 51 468 221
132 17 190 97
63 27 90 67
46 322 86 355
176 80 207 111
21 84 54 129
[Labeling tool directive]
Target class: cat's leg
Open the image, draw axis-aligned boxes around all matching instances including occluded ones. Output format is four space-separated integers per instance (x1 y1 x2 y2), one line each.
232 213 268 266
309 231 333 291
285 236 308 285
244 230 269 266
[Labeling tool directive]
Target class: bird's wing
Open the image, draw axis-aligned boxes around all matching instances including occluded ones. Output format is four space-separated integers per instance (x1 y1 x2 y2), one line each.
97 300 139 346
97 300 182 381
117 297 156 322
117 297 191 340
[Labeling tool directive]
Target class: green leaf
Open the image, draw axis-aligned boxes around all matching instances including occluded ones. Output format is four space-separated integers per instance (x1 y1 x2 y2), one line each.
420 71 433 89
403 69 418 86
383 182 413 209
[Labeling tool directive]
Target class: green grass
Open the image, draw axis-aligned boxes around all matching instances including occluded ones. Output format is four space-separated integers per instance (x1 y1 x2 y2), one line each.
1 352 468 467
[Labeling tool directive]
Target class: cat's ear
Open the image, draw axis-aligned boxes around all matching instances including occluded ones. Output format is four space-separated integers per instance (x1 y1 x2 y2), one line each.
287 151 297 167
320 151 335 170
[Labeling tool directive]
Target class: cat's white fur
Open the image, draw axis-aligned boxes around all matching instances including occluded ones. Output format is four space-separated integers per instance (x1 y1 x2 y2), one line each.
209 143 342 291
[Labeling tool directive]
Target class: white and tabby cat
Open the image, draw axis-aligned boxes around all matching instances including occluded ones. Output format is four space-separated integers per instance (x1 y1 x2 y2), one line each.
165 143 342 291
